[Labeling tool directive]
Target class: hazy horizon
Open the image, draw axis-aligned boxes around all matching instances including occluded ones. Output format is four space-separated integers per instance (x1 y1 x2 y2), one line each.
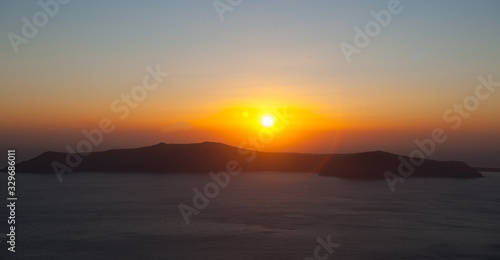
1 0 499 168
1 1 500 259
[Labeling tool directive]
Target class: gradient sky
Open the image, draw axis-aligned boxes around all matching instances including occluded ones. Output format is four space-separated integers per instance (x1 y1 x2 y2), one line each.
1 0 499 167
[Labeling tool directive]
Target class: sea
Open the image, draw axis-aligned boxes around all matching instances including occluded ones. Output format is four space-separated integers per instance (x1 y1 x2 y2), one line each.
1 171 499 259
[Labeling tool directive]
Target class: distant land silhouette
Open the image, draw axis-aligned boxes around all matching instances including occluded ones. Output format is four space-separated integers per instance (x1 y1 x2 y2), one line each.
473 167 500 172
2 142 482 179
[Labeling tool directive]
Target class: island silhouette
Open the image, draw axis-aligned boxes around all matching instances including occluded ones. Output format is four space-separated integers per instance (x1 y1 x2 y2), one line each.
3 142 482 179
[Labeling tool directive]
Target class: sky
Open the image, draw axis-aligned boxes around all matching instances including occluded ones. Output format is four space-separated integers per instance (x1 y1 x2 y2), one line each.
1 0 499 167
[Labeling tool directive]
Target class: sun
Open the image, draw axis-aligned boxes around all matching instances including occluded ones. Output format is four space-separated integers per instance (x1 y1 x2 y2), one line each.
261 115 275 127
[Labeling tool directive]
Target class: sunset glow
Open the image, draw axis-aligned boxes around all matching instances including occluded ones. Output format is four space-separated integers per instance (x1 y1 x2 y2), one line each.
2 1 500 259
0 1 499 168
261 116 275 127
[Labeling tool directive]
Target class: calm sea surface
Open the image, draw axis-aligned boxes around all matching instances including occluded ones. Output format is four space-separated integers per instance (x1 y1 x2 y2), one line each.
1 172 499 259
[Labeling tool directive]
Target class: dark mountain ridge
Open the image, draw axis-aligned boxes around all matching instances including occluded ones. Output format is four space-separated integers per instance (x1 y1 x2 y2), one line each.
2 142 482 179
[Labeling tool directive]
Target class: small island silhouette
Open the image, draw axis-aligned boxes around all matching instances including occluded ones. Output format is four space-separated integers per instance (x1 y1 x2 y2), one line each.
3 142 482 179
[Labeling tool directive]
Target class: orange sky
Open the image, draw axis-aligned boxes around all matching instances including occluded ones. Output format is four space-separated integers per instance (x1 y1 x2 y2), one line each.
1 1 499 167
